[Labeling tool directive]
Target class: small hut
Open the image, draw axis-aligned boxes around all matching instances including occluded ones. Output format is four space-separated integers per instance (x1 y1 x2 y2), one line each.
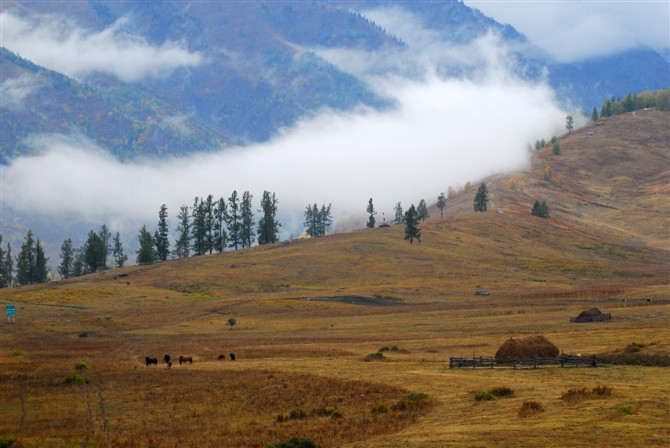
495 335 559 361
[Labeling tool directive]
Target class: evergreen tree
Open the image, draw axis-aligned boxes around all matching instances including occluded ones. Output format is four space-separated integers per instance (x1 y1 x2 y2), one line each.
473 182 489 212
552 141 561 155
403 205 421 244
191 197 207 256
591 107 599 122
304 203 332 237
393 202 404 224
35 240 48 283
98 224 111 270
213 198 228 252
600 98 612 117
257 191 280 245
155 204 170 261
112 232 128 268
226 191 242 250
16 230 48 285
531 200 550 218
417 199 429 221
0 235 10 287
204 195 215 254
175 205 191 259
366 198 376 228
16 230 36 285
5 242 13 286
436 192 447 219
83 230 107 273
72 248 86 277
318 203 333 236
240 191 255 248
58 238 74 279
565 114 574 133
136 225 155 265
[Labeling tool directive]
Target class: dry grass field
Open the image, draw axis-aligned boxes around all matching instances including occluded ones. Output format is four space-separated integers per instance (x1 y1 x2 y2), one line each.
1 110 669 447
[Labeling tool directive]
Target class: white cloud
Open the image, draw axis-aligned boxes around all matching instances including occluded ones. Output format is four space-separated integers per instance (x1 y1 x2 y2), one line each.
0 75 45 108
0 12 204 82
464 1 670 63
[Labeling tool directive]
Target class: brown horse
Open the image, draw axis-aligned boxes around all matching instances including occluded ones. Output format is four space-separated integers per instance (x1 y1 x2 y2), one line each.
167 361 172 369
217 354 226 361
145 356 158 366
178 355 193 365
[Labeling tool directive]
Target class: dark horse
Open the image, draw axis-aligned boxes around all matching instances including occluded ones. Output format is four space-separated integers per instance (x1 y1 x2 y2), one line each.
145 356 158 366
217 354 226 361
179 355 193 365
163 353 171 364
229 352 236 361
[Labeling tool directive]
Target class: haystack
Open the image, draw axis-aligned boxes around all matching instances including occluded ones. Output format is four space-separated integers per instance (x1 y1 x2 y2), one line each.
495 335 559 361
577 308 602 319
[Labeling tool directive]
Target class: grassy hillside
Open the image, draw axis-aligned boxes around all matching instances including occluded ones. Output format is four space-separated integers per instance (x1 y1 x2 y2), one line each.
0 111 668 447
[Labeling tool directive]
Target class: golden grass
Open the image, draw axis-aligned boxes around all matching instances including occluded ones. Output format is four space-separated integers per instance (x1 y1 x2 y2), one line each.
1 111 669 447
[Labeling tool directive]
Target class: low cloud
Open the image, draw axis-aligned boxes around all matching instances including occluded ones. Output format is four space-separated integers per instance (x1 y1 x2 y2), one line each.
464 1 670 63
1 10 567 239
0 12 204 82
0 75 45 109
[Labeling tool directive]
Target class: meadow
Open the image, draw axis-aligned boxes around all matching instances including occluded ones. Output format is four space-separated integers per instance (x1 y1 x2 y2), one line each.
1 110 669 447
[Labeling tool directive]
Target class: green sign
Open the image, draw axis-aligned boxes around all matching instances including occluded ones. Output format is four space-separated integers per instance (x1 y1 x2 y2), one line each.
6 305 16 317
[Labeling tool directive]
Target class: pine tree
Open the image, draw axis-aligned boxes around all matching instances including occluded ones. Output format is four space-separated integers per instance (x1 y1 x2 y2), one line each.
204 195 215 254
473 182 489 212
0 235 9 287
226 191 241 250
319 203 333 236
565 114 574 133
16 230 37 285
304 203 332 237
213 198 228 252
436 192 447 219
136 225 155 265
98 224 111 270
175 205 191 259
240 191 255 248
591 107 599 122
72 248 86 277
112 232 128 268
59 238 74 279
84 230 107 273
5 242 13 286
552 141 561 155
155 204 170 261
366 198 376 228
417 199 429 221
393 202 404 224
191 197 207 256
257 191 280 245
35 240 48 283
403 205 421 244
531 200 550 218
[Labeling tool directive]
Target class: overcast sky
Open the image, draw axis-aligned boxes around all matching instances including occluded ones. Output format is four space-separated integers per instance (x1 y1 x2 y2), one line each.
464 1 670 62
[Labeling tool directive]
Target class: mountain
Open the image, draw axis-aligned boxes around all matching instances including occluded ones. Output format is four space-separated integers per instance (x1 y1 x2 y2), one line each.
1 0 668 161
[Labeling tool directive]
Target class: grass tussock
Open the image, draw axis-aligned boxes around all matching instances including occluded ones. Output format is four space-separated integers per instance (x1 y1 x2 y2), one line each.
518 401 544 417
364 352 386 362
266 437 317 448
561 386 612 404
475 387 513 401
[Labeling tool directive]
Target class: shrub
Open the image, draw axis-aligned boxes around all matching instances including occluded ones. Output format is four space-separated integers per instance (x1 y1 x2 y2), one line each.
617 405 633 415
552 142 561 155
392 393 429 411
0 435 17 448
266 437 317 448
78 331 88 338
9 349 23 356
364 352 385 362
490 387 514 398
475 391 495 401
518 401 544 417
625 342 645 353
63 375 89 385
312 407 342 419
371 404 388 414
379 346 390 352
561 386 612 403
75 361 89 371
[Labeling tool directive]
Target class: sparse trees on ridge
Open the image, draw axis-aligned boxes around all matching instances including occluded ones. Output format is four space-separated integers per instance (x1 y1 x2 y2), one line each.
136 225 155 265
84 230 107 273
565 115 574 133
393 202 403 224
257 191 280 245
226 191 242 250
473 182 489 213
59 238 74 279
240 191 255 249
304 203 332 237
437 193 446 219
16 229 48 285
417 199 429 221
175 205 191 259
112 232 128 268
366 198 376 229
0 236 13 288
213 197 228 252
155 204 170 262
404 205 421 244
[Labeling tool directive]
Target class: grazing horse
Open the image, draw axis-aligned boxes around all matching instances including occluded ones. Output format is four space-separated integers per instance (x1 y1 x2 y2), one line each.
229 352 236 361
163 353 171 364
218 354 226 361
167 361 172 369
178 355 193 365
145 356 158 366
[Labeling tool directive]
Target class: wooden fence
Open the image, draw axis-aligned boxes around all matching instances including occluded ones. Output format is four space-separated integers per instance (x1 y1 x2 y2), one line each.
449 354 597 369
